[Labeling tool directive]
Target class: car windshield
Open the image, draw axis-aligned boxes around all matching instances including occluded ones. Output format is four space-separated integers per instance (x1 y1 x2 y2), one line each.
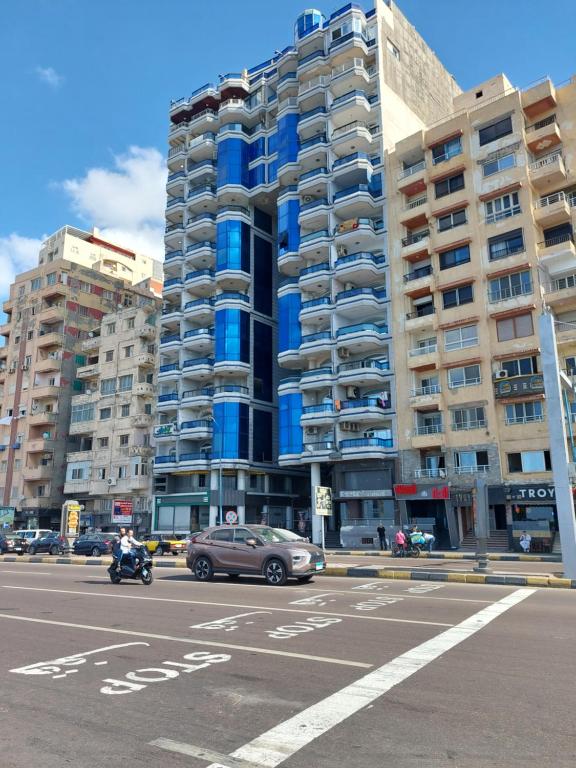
250 526 295 544
272 528 303 541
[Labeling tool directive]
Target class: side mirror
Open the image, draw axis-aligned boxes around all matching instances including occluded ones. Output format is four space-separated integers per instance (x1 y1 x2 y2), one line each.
245 537 258 548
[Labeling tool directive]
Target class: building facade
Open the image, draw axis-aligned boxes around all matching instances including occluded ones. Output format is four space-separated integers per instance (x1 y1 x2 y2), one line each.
389 74 576 551
63 296 161 533
0 227 161 530
158 0 461 538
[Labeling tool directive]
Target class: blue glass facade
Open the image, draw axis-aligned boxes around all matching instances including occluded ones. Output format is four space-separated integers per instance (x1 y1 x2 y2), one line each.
368 172 383 197
216 220 251 272
279 393 303 455
277 198 300 255
213 401 249 460
249 136 266 161
217 137 250 188
278 292 302 352
215 309 250 362
248 163 266 188
277 114 300 168
253 236 273 316
295 9 325 39
253 320 273 401
253 409 273 462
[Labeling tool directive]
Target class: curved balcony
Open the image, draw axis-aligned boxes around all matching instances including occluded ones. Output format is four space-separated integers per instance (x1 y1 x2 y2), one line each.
299 330 333 359
184 268 215 296
278 376 301 395
213 291 250 308
299 229 331 258
299 437 338 464
185 241 216 269
300 403 337 426
213 357 251 377
298 197 330 229
401 228 430 258
187 132 217 162
333 184 381 219
278 247 304 277
163 277 183 297
153 423 179 442
154 455 178 472
181 387 214 407
335 287 387 319
183 298 215 323
159 332 181 351
299 366 334 392
182 327 214 352
338 397 391 422
330 59 372 96
334 217 384 252
212 384 250 403
331 120 375 156
186 183 217 210
298 74 330 105
157 392 180 411
335 251 385 283
299 296 333 323
182 357 214 380
297 48 328 76
331 150 376 186
166 169 187 194
180 419 213 439
339 436 394 458
186 212 216 239
166 196 186 219
298 166 330 195
158 363 182 382
336 322 389 353
297 105 328 139
214 267 251 292
299 261 332 292
178 452 212 470
164 249 184 269
330 90 372 128
337 359 391 386
298 135 329 169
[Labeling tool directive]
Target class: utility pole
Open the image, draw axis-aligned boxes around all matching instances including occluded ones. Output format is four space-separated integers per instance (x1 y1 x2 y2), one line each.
473 477 490 572
539 311 576 580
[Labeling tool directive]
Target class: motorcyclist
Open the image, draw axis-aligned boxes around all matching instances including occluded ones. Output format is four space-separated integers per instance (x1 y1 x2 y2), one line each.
108 527 126 574
122 528 142 573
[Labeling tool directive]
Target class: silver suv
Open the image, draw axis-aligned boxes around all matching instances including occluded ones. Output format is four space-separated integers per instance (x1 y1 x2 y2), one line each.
187 525 326 586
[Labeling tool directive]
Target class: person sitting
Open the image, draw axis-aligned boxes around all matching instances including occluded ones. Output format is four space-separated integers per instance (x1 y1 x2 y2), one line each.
519 531 532 554
119 530 138 573
410 526 426 548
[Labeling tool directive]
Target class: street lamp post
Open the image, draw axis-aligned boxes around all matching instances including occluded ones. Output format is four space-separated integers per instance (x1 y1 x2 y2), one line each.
209 414 223 525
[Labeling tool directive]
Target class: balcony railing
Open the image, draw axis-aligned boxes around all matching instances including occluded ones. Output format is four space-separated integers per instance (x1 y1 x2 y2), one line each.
452 420 487 431
415 424 443 435
340 437 393 449
158 393 179 403
182 388 214 399
336 252 385 268
299 105 328 122
540 232 574 249
183 328 214 339
398 160 425 180
301 296 332 310
165 250 183 262
301 366 333 378
184 298 215 310
340 397 390 410
301 331 332 344
402 229 430 247
179 452 211 462
298 49 326 67
300 197 329 213
159 363 180 374
550 274 576 292
485 205 521 225
404 265 432 282
182 357 214 368
337 322 388 337
180 420 213 430
333 184 379 202
187 184 216 200
414 468 446 479
300 75 330 94
302 403 335 414
300 261 330 276
213 385 249 395
299 166 329 182
505 415 544 425
155 455 177 465
299 135 328 152
488 283 533 303
186 240 215 254
339 360 389 373
405 195 428 211
214 292 250 303
160 334 180 345
454 465 490 475
300 229 330 244
529 151 562 172
525 114 557 132
331 120 377 141
336 287 386 301
167 170 186 183
406 305 435 320
185 269 215 282
166 196 185 208
410 384 441 396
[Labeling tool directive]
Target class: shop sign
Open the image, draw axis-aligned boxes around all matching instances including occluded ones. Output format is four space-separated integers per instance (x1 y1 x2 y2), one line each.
154 423 178 438
394 484 450 500
314 486 333 516
452 492 473 506
67 503 81 535
509 485 555 501
0 506 15 528
338 489 393 498
494 374 544 399
112 499 133 524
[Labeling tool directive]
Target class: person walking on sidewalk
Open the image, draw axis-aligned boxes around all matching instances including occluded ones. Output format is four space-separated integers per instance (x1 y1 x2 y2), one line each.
377 524 387 551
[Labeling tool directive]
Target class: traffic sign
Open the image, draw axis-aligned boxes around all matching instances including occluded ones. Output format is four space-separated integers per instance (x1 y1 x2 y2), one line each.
314 486 333 516
225 510 238 525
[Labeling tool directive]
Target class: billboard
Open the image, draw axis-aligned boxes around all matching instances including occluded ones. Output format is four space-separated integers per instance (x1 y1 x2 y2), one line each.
0 506 15 529
314 486 333 516
66 503 81 535
112 499 133 525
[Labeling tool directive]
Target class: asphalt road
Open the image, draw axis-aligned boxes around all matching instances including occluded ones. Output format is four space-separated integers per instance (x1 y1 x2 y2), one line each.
0 561 574 768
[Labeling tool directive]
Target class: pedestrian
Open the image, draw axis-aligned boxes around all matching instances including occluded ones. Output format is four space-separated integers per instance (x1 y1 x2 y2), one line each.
395 528 407 552
423 531 435 552
410 525 425 547
376 523 387 551
519 531 532 553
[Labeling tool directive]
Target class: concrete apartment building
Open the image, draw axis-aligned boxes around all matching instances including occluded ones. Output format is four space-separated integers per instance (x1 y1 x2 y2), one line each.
157 0 462 537
0 226 161 530
388 74 576 550
63 295 161 532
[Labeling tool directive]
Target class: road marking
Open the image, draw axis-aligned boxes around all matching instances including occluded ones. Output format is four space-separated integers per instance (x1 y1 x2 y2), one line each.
0 570 52 575
10 642 149 678
190 611 272 632
149 739 256 768
0 613 371 669
2 585 453 627
152 588 534 768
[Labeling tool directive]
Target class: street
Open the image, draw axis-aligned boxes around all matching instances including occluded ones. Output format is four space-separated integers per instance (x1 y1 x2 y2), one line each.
1 561 575 768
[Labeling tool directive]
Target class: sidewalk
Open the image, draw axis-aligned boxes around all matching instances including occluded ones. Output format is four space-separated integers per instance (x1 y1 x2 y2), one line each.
327 549 561 562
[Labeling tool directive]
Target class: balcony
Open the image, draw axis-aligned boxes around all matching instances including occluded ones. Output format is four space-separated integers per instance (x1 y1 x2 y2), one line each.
330 90 372 127
68 419 96 435
160 333 181 351
163 277 183 296
32 384 60 399
131 413 154 428
299 366 334 391
453 465 490 476
164 222 185 246
335 287 387 319
538 232 576 272
299 261 332 292
401 229 430 259
137 326 156 341
334 218 384 252
298 198 330 229
135 352 156 368
299 331 333 358
300 403 336 426
182 357 214 380
414 468 446 480
184 269 215 295
337 359 390 386
213 384 250 403
336 323 389 353
179 420 213 439
178 452 212 470
333 184 381 219
188 132 217 162
22 465 54 481
36 332 64 349
299 439 338 464
182 327 214 353
157 392 179 410
187 159 217 185
299 229 331 257
525 114 561 154
158 362 181 382
35 356 61 373
181 387 214 406
335 252 385 283
535 191 573 227
214 267 251 292
397 160 426 196
412 424 445 450
544 273 576 309
338 437 394 459
184 298 215 323
187 183 217 208
330 59 372 96
185 241 216 269
63 479 91 495
528 151 566 189
134 382 155 397
409 385 442 408
405 305 436 330
299 296 333 323
38 305 64 324
338 397 391 422
522 78 557 119
26 438 55 453
154 455 178 471
407 343 437 370
298 166 330 195
331 120 375 156
298 105 328 137
403 264 433 289
28 411 58 426
186 213 216 240
213 292 250 309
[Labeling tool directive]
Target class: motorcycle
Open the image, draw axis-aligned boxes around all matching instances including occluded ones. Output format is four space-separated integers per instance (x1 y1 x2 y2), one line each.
108 545 154 585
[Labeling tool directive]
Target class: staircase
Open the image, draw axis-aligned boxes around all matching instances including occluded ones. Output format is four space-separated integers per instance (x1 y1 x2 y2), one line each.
324 530 342 548
552 533 562 554
459 530 509 552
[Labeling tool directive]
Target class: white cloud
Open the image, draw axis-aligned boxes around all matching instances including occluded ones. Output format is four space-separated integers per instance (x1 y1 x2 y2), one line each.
36 66 64 89
61 146 167 259
0 234 44 303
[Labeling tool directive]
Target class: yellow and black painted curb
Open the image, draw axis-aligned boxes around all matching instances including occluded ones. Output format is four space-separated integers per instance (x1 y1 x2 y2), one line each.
332 550 561 563
1 553 573 588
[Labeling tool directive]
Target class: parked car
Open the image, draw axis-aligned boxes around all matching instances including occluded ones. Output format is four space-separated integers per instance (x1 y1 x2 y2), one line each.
142 533 188 556
73 533 113 557
6 529 53 554
187 525 326 586
0 534 9 554
28 532 67 556
4 533 28 555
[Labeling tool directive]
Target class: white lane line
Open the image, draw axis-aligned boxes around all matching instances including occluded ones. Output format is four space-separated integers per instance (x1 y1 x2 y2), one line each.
0 613 371 669
0 570 52 575
149 739 255 768
2 585 453 628
153 588 534 768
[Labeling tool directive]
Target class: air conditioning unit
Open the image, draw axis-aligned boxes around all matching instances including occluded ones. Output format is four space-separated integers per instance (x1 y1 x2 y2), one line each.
344 282 354 291
21 364 29 371
495 370 508 379
108 478 117 486
303 195 313 203
341 422 360 432
306 426 320 436
336 245 348 257
346 386 360 399
338 348 350 359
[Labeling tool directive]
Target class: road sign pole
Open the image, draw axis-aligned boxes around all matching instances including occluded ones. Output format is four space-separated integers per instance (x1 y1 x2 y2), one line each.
473 477 490 572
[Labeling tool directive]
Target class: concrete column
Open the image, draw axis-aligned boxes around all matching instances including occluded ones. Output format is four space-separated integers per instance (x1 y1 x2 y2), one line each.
237 469 246 524
286 505 294 530
310 462 322 546
209 469 219 527
540 311 576 579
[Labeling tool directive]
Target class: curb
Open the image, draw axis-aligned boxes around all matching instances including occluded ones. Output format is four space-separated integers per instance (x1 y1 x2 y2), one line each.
330 550 561 563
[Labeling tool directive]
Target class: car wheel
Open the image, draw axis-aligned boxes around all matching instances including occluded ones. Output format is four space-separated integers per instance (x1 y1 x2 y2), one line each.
155 546 164 557
298 575 314 584
29 546 37 556
194 556 213 582
172 551 178 556
49 545 59 556
264 558 287 586
91 547 101 557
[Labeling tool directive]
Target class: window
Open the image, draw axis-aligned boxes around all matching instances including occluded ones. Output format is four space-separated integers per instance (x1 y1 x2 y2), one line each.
97 467 106 480
27 331 33 340
387 39 400 60
46 272 57 285
479 115 513 146
483 152 516 177
79 281 90 293
144 403 152 415
103 289 114 301
126 317 135 330
454 450 489 472
70 403 94 423
566 357 576 375
505 401 544 425
37 485 46 497
71 468 84 480
209 529 233 542
485 191 520 224
508 450 551 473
452 406 486 431
438 207 467 232
31 277 42 291
496 313 533 342
431 137 462 165
439 244 470 270
117 466 127 479
488 228 524 261
106 323 116 335
501 356 539 378
444 324 478 352
100 378 116 395
434 172 465 199
448 364 481 389
124 345 133 358
442 283 473 309
105 350 114 362
120 404 130 417
489 270 532 303
118 374 133 392
98 437 109 448
119 434 129 447
99 407 112 420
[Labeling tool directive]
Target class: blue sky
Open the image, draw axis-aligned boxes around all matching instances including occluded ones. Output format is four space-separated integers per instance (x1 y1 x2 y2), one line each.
0 0 574 304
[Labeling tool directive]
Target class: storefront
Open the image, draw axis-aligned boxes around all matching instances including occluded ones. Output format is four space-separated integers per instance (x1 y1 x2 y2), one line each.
393 483 458 549
153 492 210 533
489 484 558 552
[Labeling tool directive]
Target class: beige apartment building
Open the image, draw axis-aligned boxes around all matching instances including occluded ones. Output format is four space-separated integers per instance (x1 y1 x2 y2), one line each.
0 226 161 530
63 298 161 532
388 73 576 551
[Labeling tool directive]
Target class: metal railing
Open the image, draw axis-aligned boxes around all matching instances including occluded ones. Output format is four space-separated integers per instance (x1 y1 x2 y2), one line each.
406 305 435 320
454 465 490 475
339 359 389 373
505 414 544 425
301 366 333 378
404 265 432 282
529 151 562 171
340 397 390 410
183 328 214 339
405 195 428 210
337 322 388 337
180 420 213 430
302 403 335 414
414 468 445 479
336 287 386 301
332 120 376 140
182 357 214 368
182 388 214 399
301 331 332 344
300 262 330 276
550 274 576 292
398 160 425 180
485 205 521 224
185 269 214 282
540 232 574 249
525 114 557 132
415 424 443 435
488 283 532 303
452 419 487 431
301 296 332 310
299 166 329 182
402 229 430 247
340 437 393 449
410 384 441 397
448 377 481 390
336 251 385 268
299 75 329 94
300 229 330 244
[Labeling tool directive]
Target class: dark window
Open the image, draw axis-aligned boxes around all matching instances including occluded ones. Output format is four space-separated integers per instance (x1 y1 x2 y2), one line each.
439 244 471 270
254 207 273 234
210 529 233 542
479 116 513 146
437 208 467 232
488 228 524 261
496 313 533 342
507 450 551 473
252 409 273 462
501 356 538 377
253 236 273 316
253 321 273 402
442 284 473 309
434 173 465 199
